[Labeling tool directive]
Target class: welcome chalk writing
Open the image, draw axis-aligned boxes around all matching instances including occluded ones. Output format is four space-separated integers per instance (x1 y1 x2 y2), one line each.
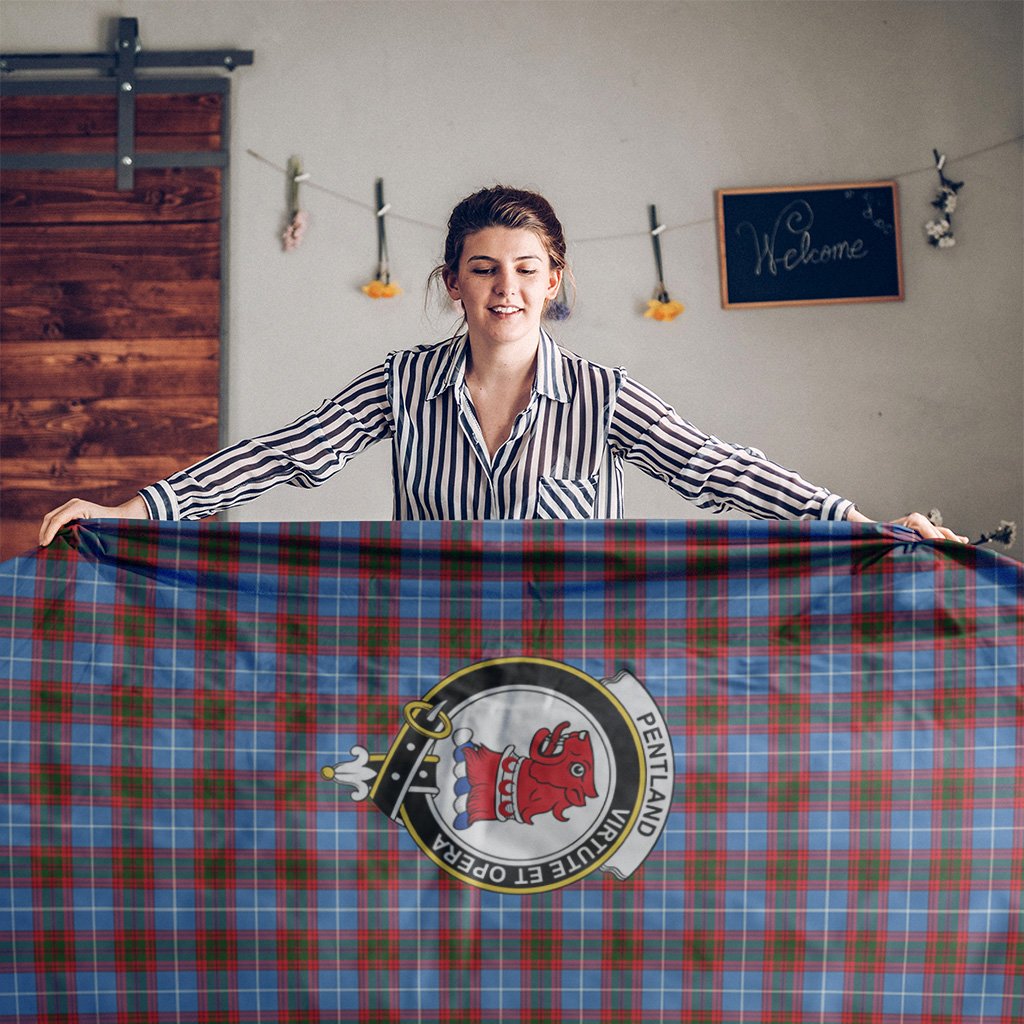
716 182 903 308
736 200 868 277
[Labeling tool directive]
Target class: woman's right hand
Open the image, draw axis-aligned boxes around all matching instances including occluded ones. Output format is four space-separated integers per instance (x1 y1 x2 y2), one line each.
39 494 149 548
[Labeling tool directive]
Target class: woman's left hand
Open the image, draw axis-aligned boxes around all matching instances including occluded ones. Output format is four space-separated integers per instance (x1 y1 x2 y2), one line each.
848 509 969 543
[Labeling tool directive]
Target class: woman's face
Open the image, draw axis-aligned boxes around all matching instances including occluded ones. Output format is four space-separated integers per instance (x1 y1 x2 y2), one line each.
445 227 561 350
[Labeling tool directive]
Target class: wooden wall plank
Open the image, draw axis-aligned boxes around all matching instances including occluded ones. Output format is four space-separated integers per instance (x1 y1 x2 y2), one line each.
0 93 223 138
2 455 213 559
1 134 222 155
1 279 219 340
1 222 220 283
2 397 219 458
3 520 47 558
2 339 219 398
3 455 190 487
1 168 222 224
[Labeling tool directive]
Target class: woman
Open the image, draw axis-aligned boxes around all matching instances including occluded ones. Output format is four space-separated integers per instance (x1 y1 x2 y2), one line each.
38 186 966 545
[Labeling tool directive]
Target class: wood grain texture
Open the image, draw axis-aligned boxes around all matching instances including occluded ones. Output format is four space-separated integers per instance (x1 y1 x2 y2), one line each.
2 520 47 560
0 91 222 558
2 279 219 340
1 222 220 283
1 134 223 155
2 397 219 459
0 93 223 138
2 339 219 398
2 454 209 560
1 168 222 224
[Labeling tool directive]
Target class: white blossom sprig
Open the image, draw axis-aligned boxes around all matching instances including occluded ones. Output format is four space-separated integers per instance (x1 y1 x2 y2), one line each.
925 150 964 249
972 521 1017 547
931 510 1016 548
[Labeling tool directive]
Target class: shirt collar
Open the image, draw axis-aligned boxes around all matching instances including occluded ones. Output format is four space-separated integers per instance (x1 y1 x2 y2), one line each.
426 329 570 403
425 335 469 399
535 328 571 403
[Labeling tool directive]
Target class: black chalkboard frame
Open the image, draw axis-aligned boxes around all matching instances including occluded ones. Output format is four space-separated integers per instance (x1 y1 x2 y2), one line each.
716 181 904 310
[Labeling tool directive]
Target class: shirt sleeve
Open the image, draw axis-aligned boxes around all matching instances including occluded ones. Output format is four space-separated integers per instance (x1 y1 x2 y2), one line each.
607 374 854 521
139 361 394 520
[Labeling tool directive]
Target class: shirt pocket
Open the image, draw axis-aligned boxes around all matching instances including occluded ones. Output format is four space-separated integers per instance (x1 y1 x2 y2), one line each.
534 475 599 519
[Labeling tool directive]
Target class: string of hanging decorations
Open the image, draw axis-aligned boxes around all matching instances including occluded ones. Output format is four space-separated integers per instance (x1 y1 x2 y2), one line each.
249 133 1021 318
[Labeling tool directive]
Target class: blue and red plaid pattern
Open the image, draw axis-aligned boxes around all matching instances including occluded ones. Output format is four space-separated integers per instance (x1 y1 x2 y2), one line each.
1 520 1021 1023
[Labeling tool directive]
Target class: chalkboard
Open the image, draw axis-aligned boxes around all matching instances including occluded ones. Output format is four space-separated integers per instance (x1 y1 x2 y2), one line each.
716 181 904 309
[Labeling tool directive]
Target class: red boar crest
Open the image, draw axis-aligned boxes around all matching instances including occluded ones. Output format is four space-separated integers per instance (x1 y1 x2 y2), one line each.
452 721 598 829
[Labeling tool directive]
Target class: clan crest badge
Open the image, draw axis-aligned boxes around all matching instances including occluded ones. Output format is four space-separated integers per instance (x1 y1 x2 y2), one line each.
322 657 674 893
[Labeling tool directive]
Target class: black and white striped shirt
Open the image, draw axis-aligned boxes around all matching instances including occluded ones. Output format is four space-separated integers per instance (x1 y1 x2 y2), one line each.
140 332 853 522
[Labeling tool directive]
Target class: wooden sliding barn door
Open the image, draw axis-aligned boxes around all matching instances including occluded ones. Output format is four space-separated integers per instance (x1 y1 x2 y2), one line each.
0 25 248 560
0 94 223 559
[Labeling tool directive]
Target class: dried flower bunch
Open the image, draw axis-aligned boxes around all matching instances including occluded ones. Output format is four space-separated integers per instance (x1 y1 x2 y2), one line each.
973 521 1017 548
363 178 401 299
925 150 963 249
644 298 685 322
931 510 1016 548
282 156 309 252
362 279 402 299
282 210 308 251
644 204 685 322
546 277 572 321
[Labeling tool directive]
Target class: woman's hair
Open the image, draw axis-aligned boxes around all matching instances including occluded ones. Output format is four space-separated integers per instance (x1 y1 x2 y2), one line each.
428 185 573 319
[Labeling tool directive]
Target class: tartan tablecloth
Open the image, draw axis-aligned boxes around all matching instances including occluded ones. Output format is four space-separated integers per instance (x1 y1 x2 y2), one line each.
0 519 1021 1023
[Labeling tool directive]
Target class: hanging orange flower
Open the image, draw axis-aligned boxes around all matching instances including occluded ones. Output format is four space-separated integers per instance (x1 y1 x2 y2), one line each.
361 179 402 300
644 204 684 322
644 298 685 322
361 279 402 299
